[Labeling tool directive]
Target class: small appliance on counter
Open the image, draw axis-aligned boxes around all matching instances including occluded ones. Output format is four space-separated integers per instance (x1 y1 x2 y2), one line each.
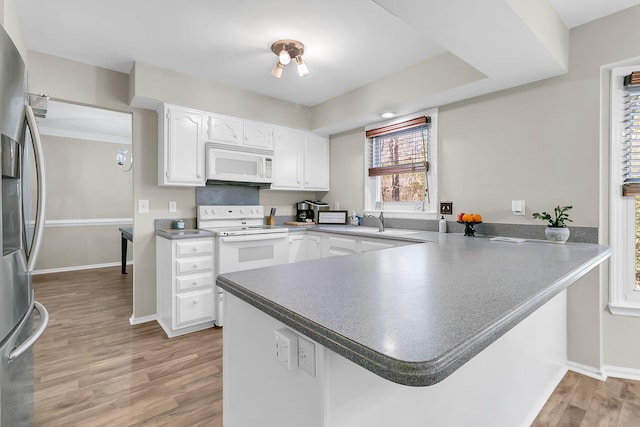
296 200 329 222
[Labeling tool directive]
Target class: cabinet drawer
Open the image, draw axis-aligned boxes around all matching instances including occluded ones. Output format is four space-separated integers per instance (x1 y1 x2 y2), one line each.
176 289 214 326
176 273 214 292
176 240 213 257
176 257 213 275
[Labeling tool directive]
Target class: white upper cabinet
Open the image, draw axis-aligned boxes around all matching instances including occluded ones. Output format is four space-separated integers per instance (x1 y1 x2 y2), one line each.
158 104 328 188
303 134 330 191
244 121 274 150
272 127 304 189
207 114 244 145
158 104 205 186
272 128 330 191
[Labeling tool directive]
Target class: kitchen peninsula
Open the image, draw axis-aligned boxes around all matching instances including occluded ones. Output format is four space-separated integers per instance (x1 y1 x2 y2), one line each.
217 231 611 426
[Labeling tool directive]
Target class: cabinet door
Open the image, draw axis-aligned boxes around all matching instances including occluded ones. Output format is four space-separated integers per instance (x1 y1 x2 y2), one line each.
272 128 304 189
288 234 306 263
306 233 323 260
244 121 274 150
304 134 330 190
322 235 357 258
358 239 397 253
165 107 205 186
175 289 215 326
207 114 243 145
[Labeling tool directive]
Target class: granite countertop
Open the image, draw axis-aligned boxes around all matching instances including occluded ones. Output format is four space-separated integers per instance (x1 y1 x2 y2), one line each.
217 233 612 387
155 228 214 240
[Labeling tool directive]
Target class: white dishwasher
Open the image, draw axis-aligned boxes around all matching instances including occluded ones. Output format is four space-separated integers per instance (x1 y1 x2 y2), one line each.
197 205 289 326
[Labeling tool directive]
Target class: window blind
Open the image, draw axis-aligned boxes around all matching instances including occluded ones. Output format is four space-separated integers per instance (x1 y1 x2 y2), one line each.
623 71 640 196
366 117 430 177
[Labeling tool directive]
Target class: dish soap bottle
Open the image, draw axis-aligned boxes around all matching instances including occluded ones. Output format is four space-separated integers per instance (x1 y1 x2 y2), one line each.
439 216 447 233
350 211 359 226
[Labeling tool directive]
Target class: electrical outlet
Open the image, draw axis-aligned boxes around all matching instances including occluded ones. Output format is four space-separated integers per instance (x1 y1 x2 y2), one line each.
512 200 525 216
298 336 316 377
440 202 453 215
274 329 298 370
169 201 177 212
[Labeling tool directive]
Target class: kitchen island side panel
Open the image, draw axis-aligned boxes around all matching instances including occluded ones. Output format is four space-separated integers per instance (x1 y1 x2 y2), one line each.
224 290 567 427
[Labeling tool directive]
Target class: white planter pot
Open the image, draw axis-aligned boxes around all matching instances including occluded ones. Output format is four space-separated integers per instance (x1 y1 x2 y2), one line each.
545 227 570 243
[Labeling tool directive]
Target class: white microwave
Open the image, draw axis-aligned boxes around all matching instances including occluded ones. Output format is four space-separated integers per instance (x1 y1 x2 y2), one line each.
206 142 273 186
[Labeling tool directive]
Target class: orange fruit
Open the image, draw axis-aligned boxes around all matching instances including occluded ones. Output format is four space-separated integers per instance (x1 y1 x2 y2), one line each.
472 214 482 222
462 213 474 223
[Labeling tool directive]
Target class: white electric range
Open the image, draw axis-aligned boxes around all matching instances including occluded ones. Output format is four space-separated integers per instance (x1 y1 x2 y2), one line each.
197 205 289 326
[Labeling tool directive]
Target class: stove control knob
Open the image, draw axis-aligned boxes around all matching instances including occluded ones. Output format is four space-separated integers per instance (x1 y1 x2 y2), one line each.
239 209 244 214
204 209 209 215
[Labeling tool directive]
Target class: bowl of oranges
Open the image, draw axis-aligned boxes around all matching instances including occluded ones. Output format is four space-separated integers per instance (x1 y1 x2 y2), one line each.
456 212 483 236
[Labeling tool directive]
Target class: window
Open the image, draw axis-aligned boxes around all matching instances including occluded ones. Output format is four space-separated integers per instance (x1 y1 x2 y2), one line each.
364 109 438 217
609 65 640 316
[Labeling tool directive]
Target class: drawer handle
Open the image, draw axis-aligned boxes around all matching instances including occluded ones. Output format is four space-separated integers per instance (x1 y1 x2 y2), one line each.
192 264 198 269
192 247 198 252
192 281 199 286
193 300 198 305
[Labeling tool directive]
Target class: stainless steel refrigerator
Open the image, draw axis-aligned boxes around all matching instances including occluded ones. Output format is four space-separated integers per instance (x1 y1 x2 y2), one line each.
0 24 48 426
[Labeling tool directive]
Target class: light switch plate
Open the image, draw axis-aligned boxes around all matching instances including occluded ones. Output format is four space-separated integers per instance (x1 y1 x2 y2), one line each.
138 199 149 214
169 201 177 212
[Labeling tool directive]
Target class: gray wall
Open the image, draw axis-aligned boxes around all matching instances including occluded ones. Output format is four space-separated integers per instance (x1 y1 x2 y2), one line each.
35 134 133 271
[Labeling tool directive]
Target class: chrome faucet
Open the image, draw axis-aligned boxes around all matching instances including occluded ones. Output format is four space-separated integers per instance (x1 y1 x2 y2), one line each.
365 213 385 232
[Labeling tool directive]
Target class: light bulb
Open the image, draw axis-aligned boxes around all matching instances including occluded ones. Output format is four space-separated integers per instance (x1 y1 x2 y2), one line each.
278 49 291 65
295 56 309 77
271 62 284 78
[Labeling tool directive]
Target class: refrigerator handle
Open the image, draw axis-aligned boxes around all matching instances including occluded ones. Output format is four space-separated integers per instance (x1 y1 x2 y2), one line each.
25 105 47 272
8 301 49 362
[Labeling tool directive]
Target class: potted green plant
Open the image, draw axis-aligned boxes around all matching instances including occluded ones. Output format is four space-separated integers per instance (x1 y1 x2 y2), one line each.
532 205 573 243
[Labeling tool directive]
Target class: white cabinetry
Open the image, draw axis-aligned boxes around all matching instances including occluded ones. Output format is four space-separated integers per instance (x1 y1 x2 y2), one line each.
272 128 329 191
244 120 274 150
156 236 215 337
289 232 323 263
304 134 330 190
158 104 205 186
320 233 412 258
322 235 358 258
207 115 274 151
207 114 243 145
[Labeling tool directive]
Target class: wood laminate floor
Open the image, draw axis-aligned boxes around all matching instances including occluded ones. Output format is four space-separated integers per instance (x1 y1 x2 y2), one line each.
32 267 640 426
33 266 222 426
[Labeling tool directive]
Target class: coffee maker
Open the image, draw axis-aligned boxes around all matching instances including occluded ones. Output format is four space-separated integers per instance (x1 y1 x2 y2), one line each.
296 200 329 222
296 201 313 222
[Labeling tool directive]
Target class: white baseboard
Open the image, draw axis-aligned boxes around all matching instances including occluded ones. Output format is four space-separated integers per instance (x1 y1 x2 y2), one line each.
32 261 133 275
129 314 157 325
567 361 640 382
567 361 607 381
602 365 640 381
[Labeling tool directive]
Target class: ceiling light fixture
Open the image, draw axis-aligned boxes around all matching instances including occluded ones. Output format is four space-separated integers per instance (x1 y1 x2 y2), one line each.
270 39 309 78
380 112 396 119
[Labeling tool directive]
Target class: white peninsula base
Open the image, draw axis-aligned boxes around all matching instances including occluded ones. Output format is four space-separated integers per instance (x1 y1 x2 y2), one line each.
223 291 568 427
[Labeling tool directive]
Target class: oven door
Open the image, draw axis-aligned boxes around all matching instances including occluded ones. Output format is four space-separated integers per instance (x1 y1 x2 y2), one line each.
217 232 289 274
215 231 288 327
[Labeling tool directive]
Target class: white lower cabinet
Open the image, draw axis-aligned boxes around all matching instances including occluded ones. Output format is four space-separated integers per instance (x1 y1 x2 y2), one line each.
156 236 215 337
289 232 323 263
320 233 412 258
322 235 358 258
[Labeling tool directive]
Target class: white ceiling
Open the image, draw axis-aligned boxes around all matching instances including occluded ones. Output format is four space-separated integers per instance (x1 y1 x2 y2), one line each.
15 0 640 110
